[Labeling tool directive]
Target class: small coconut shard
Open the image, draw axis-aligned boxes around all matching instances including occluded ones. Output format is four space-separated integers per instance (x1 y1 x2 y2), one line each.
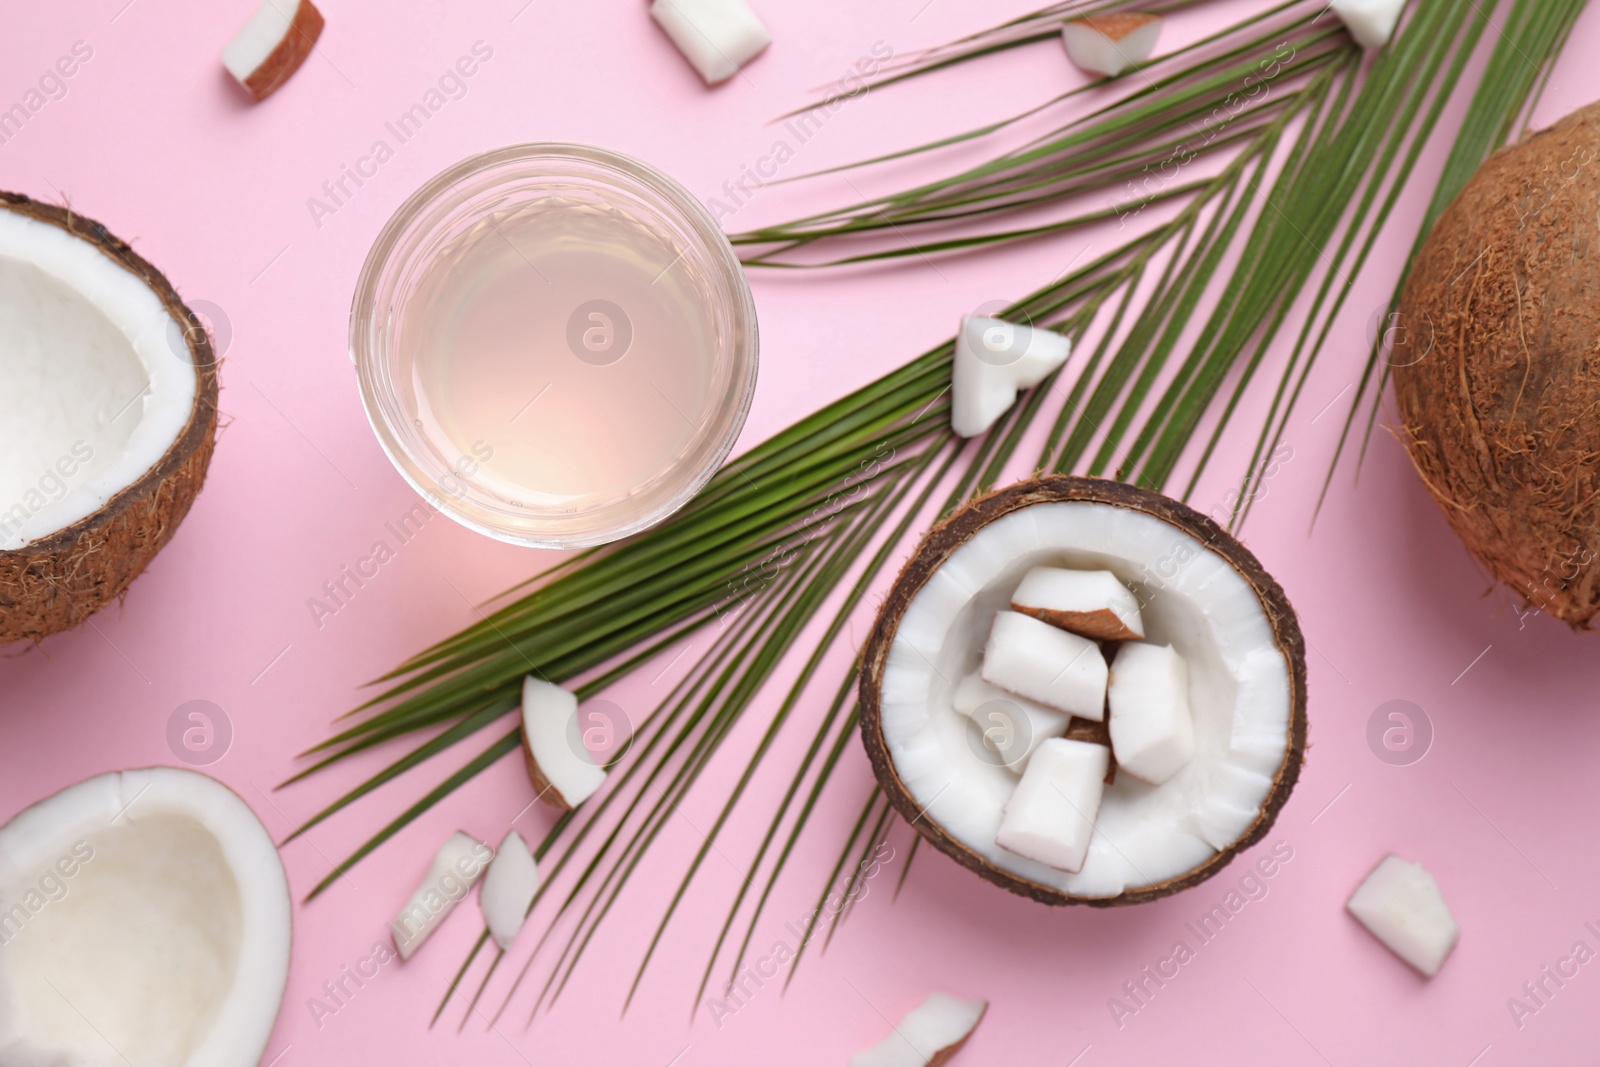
0 195 218 643
981 610 1107 720
0 768 290 1067
997 739 1108 873
848 993 987 1067
222 0 325 101
521 677 608 810
1061 13 1162 77
480 831 540 951
1347 855 1460 977
1011 565 1144 641
390 832 491 961
860 476 1307 907
1395 101 1600 629
951 315 1071 438
1330 0 1405 49
952 672 1069 769
649 0 772 85
1107 642 1195 785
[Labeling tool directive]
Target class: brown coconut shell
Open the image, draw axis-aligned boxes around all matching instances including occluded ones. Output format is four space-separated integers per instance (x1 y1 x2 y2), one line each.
1395 102 1600 628
858 475 1308 907
0 194 219 643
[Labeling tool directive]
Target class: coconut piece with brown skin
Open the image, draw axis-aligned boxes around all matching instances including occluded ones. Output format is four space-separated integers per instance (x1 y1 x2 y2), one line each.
222 0 325 102
520 676 607 810
0 194 218 643
859 476 1306 906
849 993 987 1067
1394 101 1600 628
1010 565 1144 640
1061 12 1162 77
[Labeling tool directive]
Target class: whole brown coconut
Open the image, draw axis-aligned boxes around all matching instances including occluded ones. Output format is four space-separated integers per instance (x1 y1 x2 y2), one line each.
1395 102 1600 627
0 194 219 642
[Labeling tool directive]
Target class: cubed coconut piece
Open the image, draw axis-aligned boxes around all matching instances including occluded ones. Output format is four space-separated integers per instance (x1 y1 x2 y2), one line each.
995 738 1109 872
849 992 987 1067
981 610 1108 720
1061 12 1162 78
1011 566 1144 641
521 677 608 810
222 0 325 102
649 0 772 85
951 315 1072 437
1346 854 1460 977
390 831 491 960
952 672 1070 768
1330 0 1406 49
1107 642 1195 785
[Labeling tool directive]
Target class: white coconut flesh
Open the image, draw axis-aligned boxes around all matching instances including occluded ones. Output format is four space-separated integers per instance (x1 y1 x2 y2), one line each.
849 992 987 1067
950 316 1071 439
1107 641 1196 786
1330 0 1407 50
0 209 197 550
1346 854 1459 977
1060 14 1163 78
0 768 290 1067
390 831 491 961
878 501 1293 898
951 672 1068 767
480 830 539 951
521 677 607 809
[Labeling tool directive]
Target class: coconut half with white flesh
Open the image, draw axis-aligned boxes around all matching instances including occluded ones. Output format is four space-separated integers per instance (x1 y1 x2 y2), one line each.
0 767 290 1066
860 476 1307 905
0 194 219 643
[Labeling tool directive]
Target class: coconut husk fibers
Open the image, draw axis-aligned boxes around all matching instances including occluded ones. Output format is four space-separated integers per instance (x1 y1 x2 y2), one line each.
0 193 218 643
858 475 1308 907
1395 101 1600 628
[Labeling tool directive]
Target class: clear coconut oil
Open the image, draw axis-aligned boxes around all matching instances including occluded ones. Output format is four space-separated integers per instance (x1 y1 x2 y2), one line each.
400 200 714 508
354 144 758 548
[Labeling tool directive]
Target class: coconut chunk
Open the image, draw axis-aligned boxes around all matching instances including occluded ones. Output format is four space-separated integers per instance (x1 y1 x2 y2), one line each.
1346 855 1460 977
849 992 987 1067
996 738 1109 872
1107 642 1195 785
521 677 609 809
479 831 540 951
951 315 1072 437
649 0 772 85
1061 13 1162 77
391 831 491 961
980 610 1107 720
1011 566 1144 641
952 672 1070 768
222 0 325 101
1330 0 1406 49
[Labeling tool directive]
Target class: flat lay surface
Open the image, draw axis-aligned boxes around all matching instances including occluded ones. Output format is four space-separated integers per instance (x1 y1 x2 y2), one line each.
3 1 1600 1064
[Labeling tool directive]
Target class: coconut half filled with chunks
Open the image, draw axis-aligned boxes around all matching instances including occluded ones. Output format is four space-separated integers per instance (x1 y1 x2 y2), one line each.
859 476 1307 905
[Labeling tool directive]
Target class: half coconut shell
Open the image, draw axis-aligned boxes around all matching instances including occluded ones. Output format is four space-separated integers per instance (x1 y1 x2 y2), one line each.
859 475 1308 906
0 193 219 643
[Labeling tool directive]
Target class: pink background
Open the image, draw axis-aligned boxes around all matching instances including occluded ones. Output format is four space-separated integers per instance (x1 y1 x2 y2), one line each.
4 1 1600 1064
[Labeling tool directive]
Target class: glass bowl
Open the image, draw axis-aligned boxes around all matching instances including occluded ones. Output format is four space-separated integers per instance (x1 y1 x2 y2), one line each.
350 143 758 548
